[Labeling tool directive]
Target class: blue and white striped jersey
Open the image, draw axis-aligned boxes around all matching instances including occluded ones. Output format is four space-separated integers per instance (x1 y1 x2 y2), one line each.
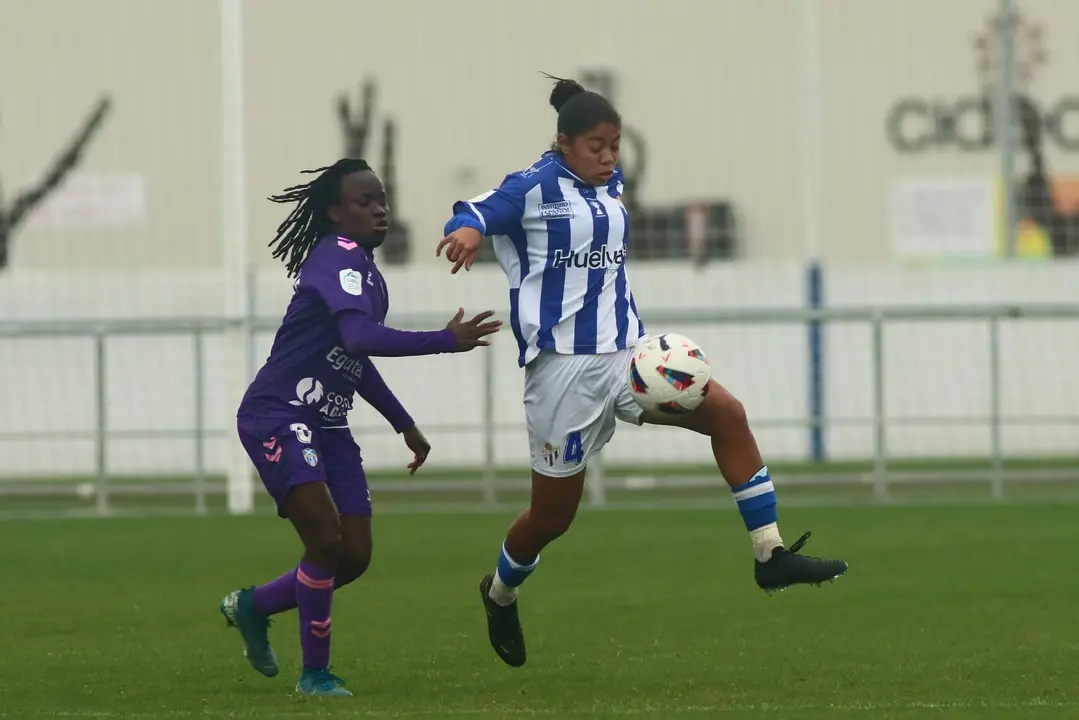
445 151 645 367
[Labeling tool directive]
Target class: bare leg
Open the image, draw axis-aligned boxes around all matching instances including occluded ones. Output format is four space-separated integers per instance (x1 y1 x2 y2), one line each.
644 379 849 590
480 468 586 668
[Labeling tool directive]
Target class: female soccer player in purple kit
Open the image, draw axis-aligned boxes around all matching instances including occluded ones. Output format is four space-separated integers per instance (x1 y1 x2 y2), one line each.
220 158 500 697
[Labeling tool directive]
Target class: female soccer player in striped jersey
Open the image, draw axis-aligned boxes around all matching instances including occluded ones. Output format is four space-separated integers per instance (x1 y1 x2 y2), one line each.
437 77 849 668
220 158 500 695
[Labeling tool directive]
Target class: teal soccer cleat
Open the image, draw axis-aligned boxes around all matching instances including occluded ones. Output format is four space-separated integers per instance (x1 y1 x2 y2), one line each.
220 587 279 678
296 667 353 697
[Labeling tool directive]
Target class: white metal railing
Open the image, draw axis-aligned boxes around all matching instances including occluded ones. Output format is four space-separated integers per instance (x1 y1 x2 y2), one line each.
1 303 1078 516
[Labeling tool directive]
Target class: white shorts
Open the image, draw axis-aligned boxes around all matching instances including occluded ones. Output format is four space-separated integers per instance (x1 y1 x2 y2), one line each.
524 348 643 478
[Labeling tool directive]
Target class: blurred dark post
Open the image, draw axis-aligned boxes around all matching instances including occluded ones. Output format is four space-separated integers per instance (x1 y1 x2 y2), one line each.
379 117 410 264
0 95 112 271
580 68 651 254
338 79 376 159
336 79 410 264
580 68 645 211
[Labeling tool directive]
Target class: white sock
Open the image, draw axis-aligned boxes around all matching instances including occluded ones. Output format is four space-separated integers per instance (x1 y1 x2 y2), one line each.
488 572 518 607
751 523 784 563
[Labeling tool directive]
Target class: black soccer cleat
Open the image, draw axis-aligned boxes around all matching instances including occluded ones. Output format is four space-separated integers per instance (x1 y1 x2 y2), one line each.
754 531 848 594
478 574 527 667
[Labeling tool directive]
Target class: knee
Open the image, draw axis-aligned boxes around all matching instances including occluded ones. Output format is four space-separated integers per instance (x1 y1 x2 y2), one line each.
705 383 750 437
529 503 578 543
336 547 372 587
720 394 749 432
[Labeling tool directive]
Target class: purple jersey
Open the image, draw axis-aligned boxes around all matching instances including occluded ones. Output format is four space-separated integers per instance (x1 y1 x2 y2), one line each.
238 235 455 431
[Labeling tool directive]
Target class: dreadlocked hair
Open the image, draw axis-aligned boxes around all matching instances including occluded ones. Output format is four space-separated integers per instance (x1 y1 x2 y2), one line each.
267 157 372 277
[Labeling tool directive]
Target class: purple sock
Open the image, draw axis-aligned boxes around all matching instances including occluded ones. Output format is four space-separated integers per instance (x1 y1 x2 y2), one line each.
251 569 298 616
296 559 335 670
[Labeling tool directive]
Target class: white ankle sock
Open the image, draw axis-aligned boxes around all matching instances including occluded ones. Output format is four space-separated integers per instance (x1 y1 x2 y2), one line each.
488 572 518 607
751 523 784 563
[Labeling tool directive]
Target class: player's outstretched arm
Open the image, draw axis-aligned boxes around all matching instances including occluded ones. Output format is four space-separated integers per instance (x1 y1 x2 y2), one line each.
444 307 501 350
437 227 483 275
437 174 526 274
336 308 501 357
337 310 456 357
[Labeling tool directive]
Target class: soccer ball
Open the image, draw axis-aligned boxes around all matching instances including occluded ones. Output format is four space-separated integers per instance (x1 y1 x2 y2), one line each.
627 333 712 415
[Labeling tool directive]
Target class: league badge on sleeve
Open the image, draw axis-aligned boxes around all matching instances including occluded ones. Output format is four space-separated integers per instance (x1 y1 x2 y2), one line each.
302 448 319 467
339 269 363 296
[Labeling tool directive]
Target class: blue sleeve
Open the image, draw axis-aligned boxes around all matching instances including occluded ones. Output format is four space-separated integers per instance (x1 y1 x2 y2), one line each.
445 173 527 238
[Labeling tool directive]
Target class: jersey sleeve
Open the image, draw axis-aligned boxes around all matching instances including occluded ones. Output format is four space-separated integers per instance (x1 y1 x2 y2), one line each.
354 357 414 433
299 242 379 316
336 310 457 357
445 172 528 238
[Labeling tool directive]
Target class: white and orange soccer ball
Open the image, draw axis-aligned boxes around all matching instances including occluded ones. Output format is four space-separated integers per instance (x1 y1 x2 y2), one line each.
627 333 712 415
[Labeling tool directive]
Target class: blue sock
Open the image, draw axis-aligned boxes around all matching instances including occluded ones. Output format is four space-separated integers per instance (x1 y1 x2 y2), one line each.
730 466 784 561
489 542 538 606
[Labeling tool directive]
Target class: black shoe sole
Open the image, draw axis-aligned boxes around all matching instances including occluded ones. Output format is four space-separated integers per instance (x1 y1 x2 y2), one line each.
758 563 849 595
479 575 527 668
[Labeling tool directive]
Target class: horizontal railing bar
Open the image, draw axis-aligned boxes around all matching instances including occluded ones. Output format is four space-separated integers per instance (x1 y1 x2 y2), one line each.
3 303 1079 338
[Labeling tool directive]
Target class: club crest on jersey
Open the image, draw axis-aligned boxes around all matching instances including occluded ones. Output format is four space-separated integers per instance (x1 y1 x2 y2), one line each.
540 442 559 467
339 269 363 296
302 448 319 467
538 201 574 220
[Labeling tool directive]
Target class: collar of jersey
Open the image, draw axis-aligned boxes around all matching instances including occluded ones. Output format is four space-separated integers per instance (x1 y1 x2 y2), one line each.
548 153 612 189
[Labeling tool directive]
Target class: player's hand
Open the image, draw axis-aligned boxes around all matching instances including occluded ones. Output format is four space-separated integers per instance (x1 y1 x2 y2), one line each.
445 307 502 351
436 228 483 274
402 425 430 475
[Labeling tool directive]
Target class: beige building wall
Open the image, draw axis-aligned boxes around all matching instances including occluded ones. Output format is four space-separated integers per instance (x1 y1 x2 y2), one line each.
1 0 1076 269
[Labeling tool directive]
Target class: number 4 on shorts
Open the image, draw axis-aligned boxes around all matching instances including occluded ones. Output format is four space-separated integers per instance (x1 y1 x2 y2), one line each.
564 431 583 466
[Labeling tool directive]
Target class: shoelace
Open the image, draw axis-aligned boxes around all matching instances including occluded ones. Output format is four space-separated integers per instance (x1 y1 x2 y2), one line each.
784 531 840 566
787 531 812 554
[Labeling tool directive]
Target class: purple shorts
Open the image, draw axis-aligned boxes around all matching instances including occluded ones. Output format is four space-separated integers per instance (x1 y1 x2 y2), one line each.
237 417 372 518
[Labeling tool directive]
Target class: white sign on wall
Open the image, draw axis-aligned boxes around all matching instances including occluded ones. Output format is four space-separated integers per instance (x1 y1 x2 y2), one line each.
24 172 147 233
888 176 995 258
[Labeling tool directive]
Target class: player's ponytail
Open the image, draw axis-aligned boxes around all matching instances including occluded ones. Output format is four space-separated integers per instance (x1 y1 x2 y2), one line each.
545 74 586 113
541 72 621 144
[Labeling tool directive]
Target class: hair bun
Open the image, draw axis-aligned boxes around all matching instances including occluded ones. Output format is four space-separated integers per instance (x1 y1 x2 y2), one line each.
547 75 587 113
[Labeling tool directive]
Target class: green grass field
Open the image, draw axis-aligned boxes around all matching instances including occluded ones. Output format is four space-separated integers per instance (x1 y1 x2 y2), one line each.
1 502 1077 719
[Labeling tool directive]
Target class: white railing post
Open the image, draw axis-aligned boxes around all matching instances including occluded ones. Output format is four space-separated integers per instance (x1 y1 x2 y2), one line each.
220 0 254 515
994 0 1019 258
870 312 889 501
193 329 208 515
988 315 1004 499
93 331 110 515
480 340 497 506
